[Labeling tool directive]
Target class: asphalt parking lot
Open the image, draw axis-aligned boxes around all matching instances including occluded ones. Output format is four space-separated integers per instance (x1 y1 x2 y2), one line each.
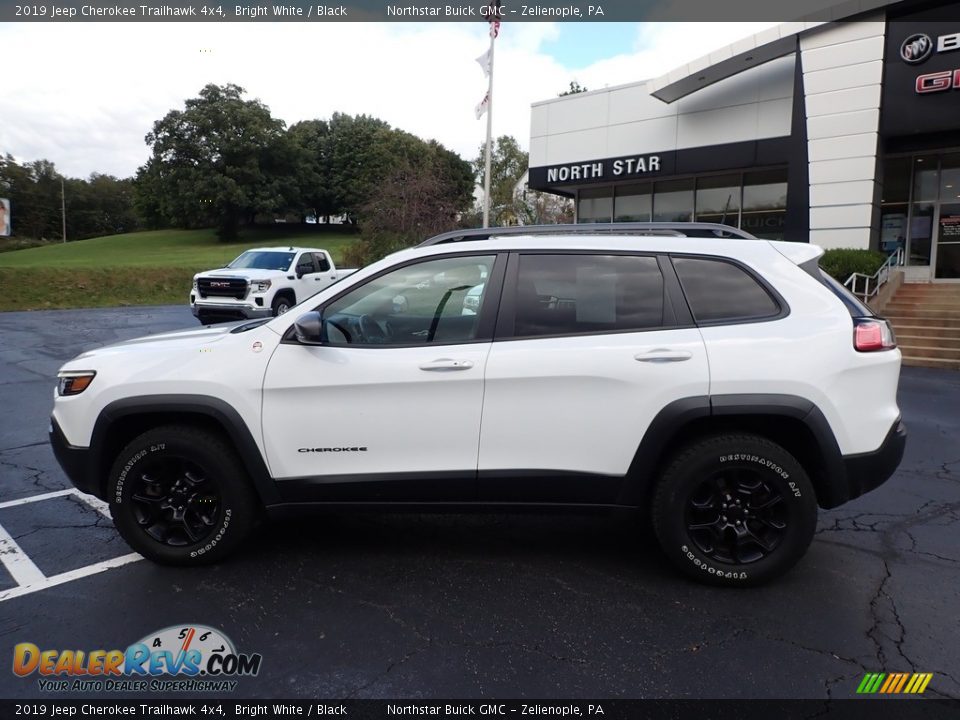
0 305 958 700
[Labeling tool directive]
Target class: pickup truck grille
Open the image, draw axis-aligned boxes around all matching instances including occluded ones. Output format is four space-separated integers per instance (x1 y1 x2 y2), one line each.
197 277 249 300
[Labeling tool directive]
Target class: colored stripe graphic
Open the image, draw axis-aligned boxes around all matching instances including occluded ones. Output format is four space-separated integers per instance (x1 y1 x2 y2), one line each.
879 674 897 693
857 672 932 694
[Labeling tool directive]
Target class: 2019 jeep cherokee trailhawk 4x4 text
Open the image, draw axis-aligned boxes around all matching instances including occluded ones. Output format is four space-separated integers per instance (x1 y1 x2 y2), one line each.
49 223 906 586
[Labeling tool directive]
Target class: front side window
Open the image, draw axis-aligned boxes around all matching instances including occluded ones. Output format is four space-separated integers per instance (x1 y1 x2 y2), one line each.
322 255 496 346
295 254 318 276
512 254 664 338
673 256 780 323
228 251 295 272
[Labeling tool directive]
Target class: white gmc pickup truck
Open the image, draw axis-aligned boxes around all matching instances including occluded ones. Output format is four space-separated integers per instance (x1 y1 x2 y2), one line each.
190 246 357 324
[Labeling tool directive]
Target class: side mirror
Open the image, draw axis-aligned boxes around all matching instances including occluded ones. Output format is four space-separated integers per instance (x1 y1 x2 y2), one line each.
293 311 324 345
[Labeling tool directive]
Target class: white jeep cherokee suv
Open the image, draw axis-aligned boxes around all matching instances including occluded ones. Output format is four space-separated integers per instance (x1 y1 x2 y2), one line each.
50 223 905 586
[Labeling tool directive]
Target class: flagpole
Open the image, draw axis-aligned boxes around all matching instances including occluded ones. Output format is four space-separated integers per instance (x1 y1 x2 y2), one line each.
482 26 495 228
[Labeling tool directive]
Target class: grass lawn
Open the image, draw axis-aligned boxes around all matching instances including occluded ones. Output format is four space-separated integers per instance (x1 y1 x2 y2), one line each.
0 226 358 312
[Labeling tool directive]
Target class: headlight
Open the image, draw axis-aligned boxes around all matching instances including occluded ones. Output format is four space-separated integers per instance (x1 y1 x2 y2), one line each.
192 278 198 290
254 279 272 293
57 371 96 396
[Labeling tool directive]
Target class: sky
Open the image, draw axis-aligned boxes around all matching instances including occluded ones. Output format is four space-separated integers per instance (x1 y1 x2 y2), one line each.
0 21 779 179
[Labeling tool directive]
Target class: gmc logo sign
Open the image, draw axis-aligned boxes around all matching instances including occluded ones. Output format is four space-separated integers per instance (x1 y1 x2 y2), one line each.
916 69 960 93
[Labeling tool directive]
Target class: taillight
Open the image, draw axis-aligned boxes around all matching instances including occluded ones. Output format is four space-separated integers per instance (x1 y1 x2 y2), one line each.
853 318 897 352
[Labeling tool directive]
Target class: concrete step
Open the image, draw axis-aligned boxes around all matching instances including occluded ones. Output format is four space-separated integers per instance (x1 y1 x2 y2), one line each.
885 302 960 311
889 324 960 339
901 355 960 370
896 334 960 349
894 289 960 298
886 315 960 328
883 309 960 320
896 345 960 361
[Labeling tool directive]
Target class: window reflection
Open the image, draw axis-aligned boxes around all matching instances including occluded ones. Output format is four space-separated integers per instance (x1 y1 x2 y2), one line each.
652 179 694 223
578 187 612 223
575 168 788 240
614 183 651 222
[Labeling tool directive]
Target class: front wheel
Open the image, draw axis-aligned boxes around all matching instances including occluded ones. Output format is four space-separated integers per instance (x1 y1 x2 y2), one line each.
652 434 817 587
271 294 294 316
107 426 259 565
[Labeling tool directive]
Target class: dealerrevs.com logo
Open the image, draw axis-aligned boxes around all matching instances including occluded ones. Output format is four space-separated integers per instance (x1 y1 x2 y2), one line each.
12 624 262 693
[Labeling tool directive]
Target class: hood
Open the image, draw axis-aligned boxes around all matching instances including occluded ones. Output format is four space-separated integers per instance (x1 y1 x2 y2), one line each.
67 321 248 364
195 268 287 280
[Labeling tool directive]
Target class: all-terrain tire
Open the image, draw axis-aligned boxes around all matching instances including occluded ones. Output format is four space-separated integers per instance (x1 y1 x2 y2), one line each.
107 425 259 565
652 434 817 587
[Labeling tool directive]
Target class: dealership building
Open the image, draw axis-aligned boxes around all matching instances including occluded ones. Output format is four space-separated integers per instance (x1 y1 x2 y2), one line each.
527 0 960 282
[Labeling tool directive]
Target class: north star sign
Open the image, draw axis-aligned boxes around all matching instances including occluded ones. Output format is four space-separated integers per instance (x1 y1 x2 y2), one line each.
545 155 662 183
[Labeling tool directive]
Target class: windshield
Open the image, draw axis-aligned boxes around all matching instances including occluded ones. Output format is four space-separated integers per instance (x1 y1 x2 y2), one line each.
228 251 295 271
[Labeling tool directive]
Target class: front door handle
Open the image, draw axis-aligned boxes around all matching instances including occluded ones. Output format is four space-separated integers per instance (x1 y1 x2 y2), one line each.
635 349 693 363
419 359 475 372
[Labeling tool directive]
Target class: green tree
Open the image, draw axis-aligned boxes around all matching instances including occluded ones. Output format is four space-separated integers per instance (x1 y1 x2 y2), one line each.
65 174 140 239
139 83 292 240
326 113 397 221
0 157 63 240
348 136 475 265
473 135 529 225
559 80 588 96
287 119 336 223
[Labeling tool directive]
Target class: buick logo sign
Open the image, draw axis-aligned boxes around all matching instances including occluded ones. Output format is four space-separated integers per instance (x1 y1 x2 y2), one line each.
901 33 933 64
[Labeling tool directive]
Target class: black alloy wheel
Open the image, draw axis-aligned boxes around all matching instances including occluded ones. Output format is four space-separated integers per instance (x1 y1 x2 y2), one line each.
685 469 787 565
130 457 222 547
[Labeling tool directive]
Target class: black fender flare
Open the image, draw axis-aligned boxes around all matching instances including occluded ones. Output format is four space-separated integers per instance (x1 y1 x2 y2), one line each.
620 394 847 508
89 395 279 505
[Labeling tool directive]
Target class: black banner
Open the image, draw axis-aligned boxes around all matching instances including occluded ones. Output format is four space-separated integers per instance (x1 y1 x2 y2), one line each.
4 0 960 23
1 700 959 720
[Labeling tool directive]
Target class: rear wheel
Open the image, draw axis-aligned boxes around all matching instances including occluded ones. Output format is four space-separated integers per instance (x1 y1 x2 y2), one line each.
107 426 259 565
652 434 817 586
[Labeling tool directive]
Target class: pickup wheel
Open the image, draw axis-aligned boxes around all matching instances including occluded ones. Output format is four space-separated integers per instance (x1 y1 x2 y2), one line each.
107 426 259 565
651 434 817 587
271 293 294 316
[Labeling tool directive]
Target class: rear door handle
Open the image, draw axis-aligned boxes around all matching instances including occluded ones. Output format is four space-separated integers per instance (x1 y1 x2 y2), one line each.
419 359 475 371
635 349 693 363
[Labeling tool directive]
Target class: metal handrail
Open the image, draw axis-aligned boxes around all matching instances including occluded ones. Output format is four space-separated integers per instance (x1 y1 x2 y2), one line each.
843 247 905 301
419 222 758 246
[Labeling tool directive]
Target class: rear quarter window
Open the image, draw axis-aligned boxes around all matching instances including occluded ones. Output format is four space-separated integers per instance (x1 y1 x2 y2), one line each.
672 256 781 323
817 269 873 318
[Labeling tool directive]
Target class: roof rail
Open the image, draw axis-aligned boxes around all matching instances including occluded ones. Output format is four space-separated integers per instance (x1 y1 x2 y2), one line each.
418 222 758 247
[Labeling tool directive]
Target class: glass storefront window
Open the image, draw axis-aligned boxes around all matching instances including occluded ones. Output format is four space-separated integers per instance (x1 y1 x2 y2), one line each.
652 179 694 223
614 183 651 222
909 155 939 267
880 157 911 255
741 169 787 240
577 187 612 223
695 175 741 228
936 153 960 279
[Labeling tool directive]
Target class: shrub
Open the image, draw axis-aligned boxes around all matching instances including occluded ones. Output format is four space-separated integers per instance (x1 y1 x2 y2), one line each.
819 248 888 282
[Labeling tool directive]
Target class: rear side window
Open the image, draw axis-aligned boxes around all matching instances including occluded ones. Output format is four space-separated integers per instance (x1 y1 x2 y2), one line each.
673 256 780 323
513 254 664 338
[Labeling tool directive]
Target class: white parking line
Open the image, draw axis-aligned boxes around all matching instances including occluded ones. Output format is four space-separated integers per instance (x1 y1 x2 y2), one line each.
0 522 46 586
0 553 143 602
0 488 77 510
0 488 142 602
